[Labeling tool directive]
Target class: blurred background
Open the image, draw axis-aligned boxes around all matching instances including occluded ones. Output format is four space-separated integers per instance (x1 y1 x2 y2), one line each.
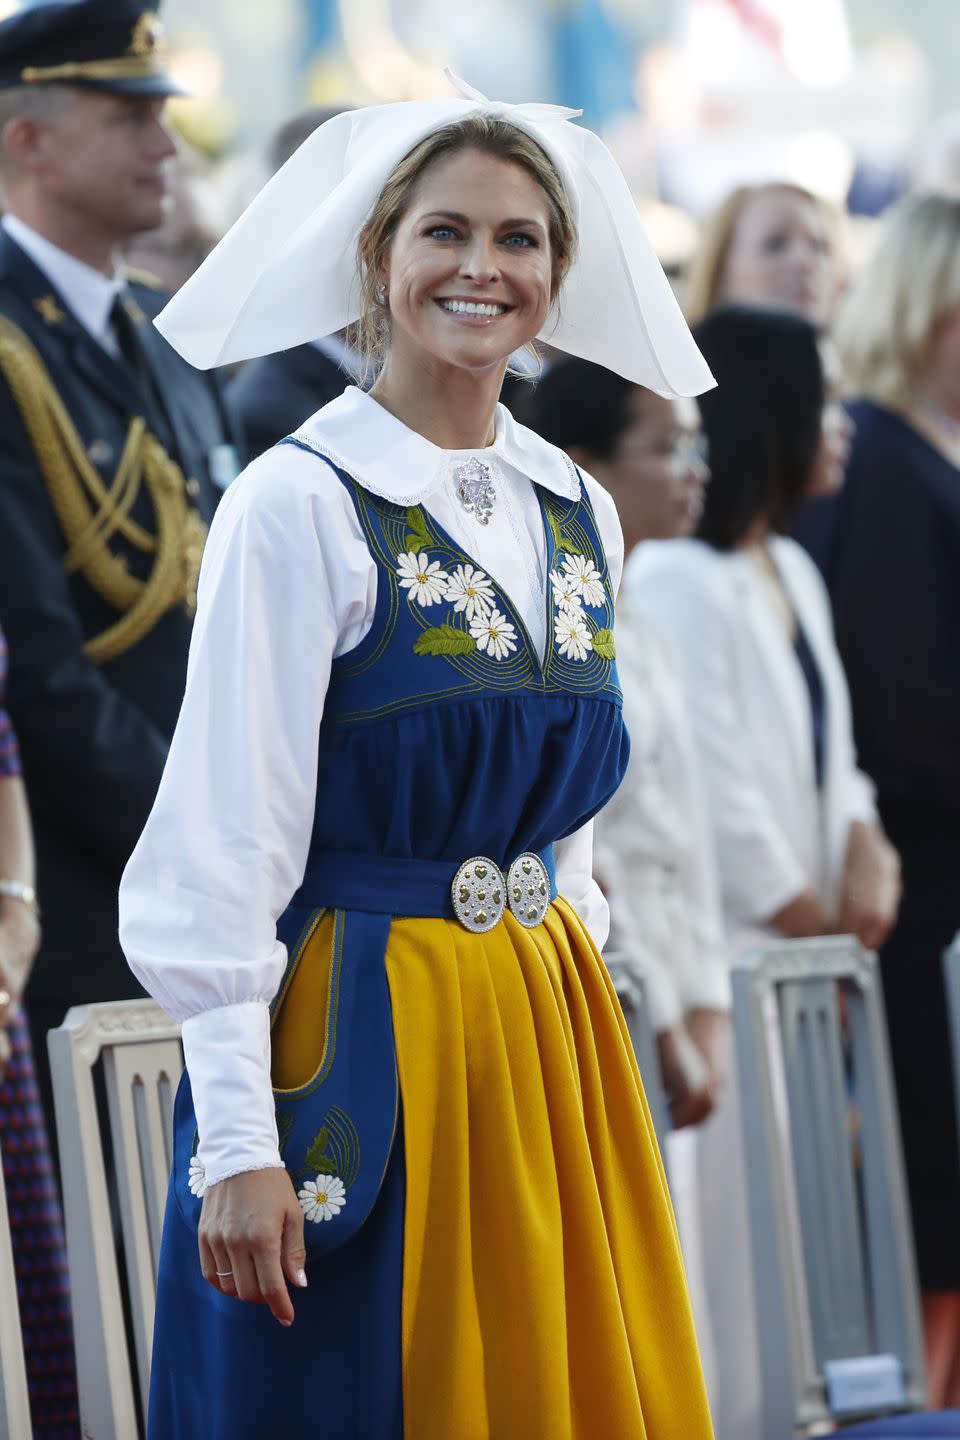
5 0 959 274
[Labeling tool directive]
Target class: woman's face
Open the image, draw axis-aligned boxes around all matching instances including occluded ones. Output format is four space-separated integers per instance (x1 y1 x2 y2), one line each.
806 339 853 498
918 303 960 419
596 392 710 546
716 189 834 326
379 147 556 378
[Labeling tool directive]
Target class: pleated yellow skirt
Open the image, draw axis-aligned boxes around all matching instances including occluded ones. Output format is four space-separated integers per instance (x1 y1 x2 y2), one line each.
382 897 714 1439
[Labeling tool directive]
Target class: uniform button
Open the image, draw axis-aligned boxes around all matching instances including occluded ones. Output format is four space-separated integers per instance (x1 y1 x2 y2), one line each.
185 477 201 497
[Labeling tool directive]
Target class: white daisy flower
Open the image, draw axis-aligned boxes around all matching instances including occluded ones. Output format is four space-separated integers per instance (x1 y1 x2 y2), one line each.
396 551 449 607
298 1174 347 1223
187 1155 206 1198
561 553 606 609
469 606 518 661
549 567 584 614
555 606 594 663
444 563 495 620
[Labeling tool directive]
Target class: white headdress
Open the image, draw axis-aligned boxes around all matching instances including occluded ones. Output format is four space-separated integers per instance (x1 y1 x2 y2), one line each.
155 73 713 398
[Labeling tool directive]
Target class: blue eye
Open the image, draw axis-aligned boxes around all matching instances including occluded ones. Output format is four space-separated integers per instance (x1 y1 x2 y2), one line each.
428 226 458 241
504 233 536 248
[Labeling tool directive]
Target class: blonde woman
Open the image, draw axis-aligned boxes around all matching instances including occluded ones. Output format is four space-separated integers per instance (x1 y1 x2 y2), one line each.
685 182 840 328
118 86 717 1436
800 192 960 1406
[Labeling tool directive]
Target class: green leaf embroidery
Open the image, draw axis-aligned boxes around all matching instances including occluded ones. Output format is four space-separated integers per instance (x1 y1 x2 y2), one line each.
546 504 586 555
403 507 432 555
593 627 616 660
413 624 477 657
546 507 563 551
275 1109 294 1156
305 1127 337 1175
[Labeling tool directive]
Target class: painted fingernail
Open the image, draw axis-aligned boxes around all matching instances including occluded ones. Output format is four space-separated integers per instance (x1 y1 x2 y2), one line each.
296 1269 307 1288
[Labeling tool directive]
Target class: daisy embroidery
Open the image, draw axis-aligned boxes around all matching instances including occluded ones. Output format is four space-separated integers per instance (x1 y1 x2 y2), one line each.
187 1155 206 1198
561 553 606 609
396 551 449 607
555 606 594 663
298 1174 347 1223
469 606 518 661
548 567 583 615
444 563 495 621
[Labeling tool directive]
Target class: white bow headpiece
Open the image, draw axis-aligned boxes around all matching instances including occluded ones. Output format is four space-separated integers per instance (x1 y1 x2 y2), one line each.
155 72 714 397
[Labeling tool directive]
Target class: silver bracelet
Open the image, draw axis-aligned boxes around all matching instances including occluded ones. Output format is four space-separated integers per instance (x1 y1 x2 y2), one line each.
0 879 40 918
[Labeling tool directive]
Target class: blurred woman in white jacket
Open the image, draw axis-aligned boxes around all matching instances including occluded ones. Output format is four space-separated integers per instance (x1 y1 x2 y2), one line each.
627 307 901 1440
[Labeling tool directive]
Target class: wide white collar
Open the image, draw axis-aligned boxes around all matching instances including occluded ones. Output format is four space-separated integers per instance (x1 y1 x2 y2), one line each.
291 385 581 504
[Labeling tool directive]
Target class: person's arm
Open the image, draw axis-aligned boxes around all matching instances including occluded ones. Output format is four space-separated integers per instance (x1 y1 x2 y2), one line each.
626 553 813 932
0 773 39 1012
119 447 374 1324
837 819 901 952
0 664 39 1078
0 382 171 870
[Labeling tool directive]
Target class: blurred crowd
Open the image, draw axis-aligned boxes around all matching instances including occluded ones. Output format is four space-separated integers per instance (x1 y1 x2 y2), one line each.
0 14 959 1437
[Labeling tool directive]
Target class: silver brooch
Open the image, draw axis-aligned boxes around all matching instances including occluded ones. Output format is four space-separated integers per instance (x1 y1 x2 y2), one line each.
454 457 497 525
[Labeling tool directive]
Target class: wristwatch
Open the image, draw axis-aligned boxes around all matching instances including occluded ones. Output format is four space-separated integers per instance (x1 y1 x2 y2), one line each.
0 878 40 919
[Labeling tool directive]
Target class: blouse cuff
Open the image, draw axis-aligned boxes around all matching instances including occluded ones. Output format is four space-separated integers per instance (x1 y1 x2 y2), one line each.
685 957 732 1015
181 1000 283 1187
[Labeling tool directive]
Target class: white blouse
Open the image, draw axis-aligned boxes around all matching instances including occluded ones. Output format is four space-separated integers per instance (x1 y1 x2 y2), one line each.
119 387 624 1186
595 590 730 1032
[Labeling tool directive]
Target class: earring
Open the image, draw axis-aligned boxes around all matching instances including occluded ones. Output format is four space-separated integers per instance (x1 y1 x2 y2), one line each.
376 282 388 305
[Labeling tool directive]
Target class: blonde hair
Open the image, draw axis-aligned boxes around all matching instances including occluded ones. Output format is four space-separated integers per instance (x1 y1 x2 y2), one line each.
835 192 960 407
355 115 577 382
684 181 835 325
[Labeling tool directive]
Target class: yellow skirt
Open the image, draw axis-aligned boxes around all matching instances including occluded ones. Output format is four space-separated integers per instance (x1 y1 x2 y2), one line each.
273 898 713 1436
383 897 714 1439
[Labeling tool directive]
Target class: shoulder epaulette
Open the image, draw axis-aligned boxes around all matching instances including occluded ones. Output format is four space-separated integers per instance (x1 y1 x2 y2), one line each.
127 267 168 293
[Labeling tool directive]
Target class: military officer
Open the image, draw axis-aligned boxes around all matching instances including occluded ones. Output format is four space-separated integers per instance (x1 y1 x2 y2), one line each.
0 0 239 1132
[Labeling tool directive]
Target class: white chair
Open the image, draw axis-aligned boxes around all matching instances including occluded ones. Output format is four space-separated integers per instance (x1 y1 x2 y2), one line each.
733 936 926 1436
48 999 182 1440
0 1134 32 1440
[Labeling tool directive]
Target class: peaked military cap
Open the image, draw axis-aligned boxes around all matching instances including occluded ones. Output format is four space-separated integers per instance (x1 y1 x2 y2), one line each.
0 0 186 97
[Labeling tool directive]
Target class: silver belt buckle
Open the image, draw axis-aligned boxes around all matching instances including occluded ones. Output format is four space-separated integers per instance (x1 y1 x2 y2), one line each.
451 852 551 933
507 852 551 928
451 856 505 933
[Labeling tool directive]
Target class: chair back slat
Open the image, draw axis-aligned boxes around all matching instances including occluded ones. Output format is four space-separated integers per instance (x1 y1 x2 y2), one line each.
733 938 926 1436
0 1136 32 1440
777 976 872 1362
49 1000 182 1440
104 1038 183 1406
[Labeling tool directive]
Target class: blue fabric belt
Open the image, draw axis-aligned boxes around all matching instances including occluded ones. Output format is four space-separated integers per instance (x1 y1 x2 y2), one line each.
292 846 557 919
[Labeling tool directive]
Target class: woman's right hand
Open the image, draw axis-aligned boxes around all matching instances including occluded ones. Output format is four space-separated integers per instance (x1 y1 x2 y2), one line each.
198 1167 308 1326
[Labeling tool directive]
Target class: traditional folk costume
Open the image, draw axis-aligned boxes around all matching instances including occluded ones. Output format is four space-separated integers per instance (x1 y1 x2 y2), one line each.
119 77 717 1439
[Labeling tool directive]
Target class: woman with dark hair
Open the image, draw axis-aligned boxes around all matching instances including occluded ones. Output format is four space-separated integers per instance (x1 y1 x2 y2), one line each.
628 306 900 1440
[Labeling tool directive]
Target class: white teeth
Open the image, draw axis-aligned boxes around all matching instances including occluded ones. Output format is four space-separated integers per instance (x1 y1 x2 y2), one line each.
439 300 506 317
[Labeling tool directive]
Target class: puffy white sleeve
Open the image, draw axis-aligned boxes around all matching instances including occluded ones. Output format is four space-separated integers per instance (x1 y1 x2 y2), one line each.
554 472 625 952
118 447 376 1187
627 550 808 927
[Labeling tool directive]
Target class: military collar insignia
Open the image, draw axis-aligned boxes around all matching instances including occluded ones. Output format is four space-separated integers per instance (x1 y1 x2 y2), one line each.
34 294 66 326
121 295 150 327
292 386 582 508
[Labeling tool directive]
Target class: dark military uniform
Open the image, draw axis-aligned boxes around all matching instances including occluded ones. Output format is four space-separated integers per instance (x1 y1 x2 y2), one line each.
229 341 353 462
0 0 240 1127
0 234 237 1097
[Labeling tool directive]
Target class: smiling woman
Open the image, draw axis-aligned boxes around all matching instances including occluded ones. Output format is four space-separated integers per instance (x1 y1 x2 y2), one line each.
120 78 716 1439
355 114 576 388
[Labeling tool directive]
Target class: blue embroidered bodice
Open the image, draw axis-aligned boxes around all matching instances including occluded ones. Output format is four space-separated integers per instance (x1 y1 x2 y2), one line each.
289 449 629 877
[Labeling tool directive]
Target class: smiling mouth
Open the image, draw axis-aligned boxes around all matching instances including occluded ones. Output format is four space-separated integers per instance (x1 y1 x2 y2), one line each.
436 299 511 318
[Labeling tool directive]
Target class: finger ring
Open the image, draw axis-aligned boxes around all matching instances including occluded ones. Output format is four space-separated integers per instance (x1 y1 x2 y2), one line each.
0 990 10 1009
215 1269 233 1278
